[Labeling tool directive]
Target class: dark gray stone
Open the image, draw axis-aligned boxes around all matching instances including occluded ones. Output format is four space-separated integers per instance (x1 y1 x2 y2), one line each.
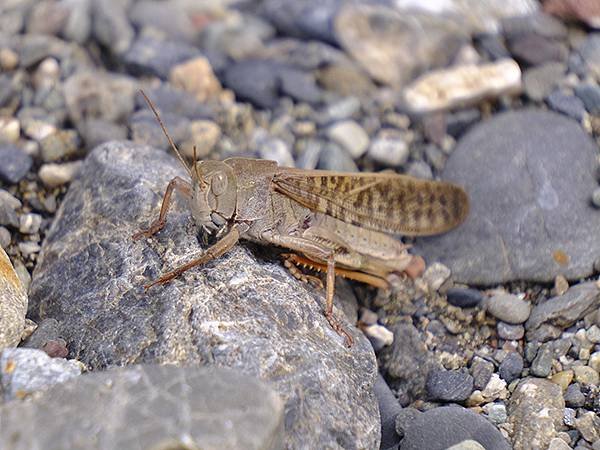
223 60 280 109
0 143 32 184
498 352 523 383
260 0 339 43
425 368 473 402
278 67 323 105
397 406 511 450
376 374 403 450
508 378 565 450
0 189 20 228
470 356 495 390
507 33 568 66
318 142 358 172
22 318 61 350
129 109 190 152
0 365 284 450
526 282 600 333
574 83 600 115
379 322 440 400
91 0 134 54
446 288 483 308
501 13 568 40
28 141 379 449
416 110 600 284
476 34 510 60
564 383 586 408
123 35 201 79
522 62 565 101
546 91 586 121
530 343 554 377
133 84 215 120
446 109 481 139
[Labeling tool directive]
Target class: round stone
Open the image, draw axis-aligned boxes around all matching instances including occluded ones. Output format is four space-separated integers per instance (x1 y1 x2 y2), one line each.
498 352 523 383
326 120 369 159
447 287 484 308
416 110 600 284
426 368 474 402
497 322 525 340
486 293 531 324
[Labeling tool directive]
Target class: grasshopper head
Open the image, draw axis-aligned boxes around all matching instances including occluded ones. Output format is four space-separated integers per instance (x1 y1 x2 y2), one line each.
191 161 237 235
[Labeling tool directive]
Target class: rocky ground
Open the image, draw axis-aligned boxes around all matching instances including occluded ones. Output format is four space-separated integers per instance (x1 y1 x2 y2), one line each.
1 0 600 449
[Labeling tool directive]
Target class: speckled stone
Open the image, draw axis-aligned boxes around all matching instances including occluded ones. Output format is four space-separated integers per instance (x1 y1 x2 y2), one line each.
0 246 27 350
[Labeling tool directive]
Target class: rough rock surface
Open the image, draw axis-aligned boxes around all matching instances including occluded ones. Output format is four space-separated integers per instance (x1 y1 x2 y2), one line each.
0 365 285 450
526 281 600 333
0 245 27 350
508 378 565 450
28 141 379 449
417 110 600 284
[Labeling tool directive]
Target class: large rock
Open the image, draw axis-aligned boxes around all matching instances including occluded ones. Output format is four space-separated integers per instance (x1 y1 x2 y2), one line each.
0 365 284 450
417 110 600 284
28 141 379 449
0 245 27 350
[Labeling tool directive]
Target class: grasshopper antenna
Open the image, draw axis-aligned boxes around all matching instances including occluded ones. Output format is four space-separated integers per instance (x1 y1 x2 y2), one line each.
192 144 201 181
139 90 194 180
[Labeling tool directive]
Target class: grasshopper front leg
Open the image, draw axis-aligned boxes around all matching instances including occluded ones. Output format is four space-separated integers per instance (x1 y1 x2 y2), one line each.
144 224 240 289
132 176 192 240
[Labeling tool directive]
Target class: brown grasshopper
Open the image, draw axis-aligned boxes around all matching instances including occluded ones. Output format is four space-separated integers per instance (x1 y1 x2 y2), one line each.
133 92 469 346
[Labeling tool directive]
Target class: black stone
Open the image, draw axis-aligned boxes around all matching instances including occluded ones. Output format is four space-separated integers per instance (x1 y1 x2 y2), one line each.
425 368 473 402
446 287 484 308
498 352 523 383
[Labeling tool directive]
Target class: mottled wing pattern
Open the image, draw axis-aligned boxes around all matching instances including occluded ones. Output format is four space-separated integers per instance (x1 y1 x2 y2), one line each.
272 170 469 236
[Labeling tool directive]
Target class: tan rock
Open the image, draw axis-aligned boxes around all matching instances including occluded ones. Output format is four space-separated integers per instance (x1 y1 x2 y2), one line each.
402 59 522 114
0 246 27 350
169 56 222 102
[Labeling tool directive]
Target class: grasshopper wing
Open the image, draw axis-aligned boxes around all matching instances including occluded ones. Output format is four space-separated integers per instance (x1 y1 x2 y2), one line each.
272 169 469 236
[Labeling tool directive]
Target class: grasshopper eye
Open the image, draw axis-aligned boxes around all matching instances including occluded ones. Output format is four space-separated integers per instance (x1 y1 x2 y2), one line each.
210 171 228 196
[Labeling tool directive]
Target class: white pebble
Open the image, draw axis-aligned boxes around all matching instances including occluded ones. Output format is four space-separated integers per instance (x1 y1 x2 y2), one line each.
19 213 42 235
39 161 82 187
327 120 369 158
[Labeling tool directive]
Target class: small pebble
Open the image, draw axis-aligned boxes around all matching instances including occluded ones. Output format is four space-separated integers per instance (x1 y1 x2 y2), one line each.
587 325 600 343
554 274 569 296
485 293 531 324
0 117 20 143
18 242 41 257
572 365 599 385
497 322 525 340
421 262 451 292
363 324 394 351
574 412 600 443
318 143 358 172
38 161 82 188
40 130 80 162
19 213 42 235
447 288 484 308
446 440 486 450
322 97 361 122
530 343 554 377
0 226 10 249
563 408 577 428
0 189 21 228
470 357 494 390
326 120 369 159
482 402 507 424
426 368 474 402
498 352 523 383
589 352 600 372
406 161 433 179
367 129 410 167
564 383 586 408
181 120 221 159
0 144 33 184
546 91 586 121
575 83 600 115
169 56 222 102
0 47 18 70
550 370 573 391
481 374 508 401
547 437 572 450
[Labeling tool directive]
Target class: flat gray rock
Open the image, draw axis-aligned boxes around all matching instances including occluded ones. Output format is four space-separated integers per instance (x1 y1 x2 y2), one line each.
28 141 379 449
417 110 600 284
0 365 284 450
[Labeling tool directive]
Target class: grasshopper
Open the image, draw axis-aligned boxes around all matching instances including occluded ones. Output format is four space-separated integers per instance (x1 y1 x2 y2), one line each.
133 92 469 346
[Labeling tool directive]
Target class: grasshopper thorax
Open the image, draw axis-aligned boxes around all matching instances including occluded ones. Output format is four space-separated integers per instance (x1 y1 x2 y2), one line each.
191 161 237 235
